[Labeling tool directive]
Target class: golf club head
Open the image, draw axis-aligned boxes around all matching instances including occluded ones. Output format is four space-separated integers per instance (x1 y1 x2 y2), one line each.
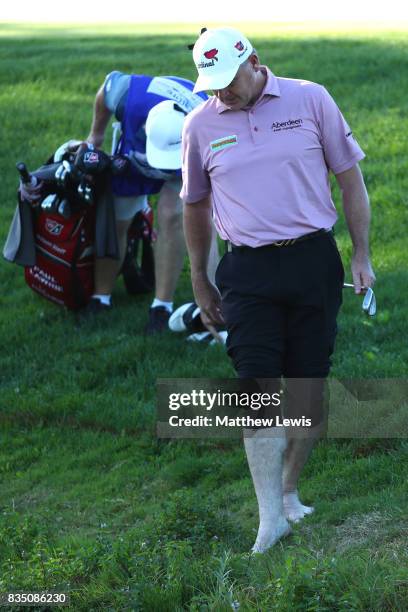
343 283 377 317
41 193 59 212
57 199 72 219
362 287 376 316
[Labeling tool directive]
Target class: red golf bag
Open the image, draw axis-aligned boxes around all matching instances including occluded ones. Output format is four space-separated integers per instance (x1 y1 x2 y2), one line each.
24 205 95 310
13 145 155 310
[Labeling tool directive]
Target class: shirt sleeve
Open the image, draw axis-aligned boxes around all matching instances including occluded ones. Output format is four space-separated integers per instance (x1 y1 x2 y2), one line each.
317 86 365 174
180 115 211 203
103 71 131 119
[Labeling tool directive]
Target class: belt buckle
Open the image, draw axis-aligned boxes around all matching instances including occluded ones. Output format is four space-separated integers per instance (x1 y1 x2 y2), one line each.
273 239 295 247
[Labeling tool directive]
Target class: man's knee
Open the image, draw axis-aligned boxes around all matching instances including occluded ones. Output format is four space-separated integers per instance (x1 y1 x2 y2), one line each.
284 361 331 379
158 181 183 221
114 218 134 260
158 206 183 229
244 428 287 452
284 377 329 430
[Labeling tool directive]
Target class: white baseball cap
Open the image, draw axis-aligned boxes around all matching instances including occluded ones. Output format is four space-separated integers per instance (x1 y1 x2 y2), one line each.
145 100 187 170
192 27 253 93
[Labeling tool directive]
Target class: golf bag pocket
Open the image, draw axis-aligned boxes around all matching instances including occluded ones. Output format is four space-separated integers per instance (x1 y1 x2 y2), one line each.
25 208 95 310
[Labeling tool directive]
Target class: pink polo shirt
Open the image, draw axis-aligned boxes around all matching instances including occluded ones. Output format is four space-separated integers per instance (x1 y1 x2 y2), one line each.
180 68 365 246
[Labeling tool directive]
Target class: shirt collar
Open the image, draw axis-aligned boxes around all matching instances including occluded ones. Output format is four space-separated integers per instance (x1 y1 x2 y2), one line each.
215 66 280 114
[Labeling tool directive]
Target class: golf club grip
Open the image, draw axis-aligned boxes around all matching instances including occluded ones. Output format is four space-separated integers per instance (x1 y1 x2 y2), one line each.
16 162 32 184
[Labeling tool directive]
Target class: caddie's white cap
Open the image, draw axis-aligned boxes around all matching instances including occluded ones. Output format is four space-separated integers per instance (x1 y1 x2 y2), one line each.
192 27 253 93
145 100 187 170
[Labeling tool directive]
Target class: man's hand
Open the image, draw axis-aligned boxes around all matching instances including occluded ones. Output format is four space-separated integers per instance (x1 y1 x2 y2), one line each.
184 197 225 341
192 274 225 342
19 179 43 204
351 252 376 294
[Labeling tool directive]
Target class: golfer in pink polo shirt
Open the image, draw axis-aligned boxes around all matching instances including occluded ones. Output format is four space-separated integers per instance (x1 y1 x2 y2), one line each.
181 27 375 553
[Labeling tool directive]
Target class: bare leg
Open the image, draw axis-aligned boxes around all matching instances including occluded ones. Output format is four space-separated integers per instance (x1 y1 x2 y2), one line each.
244 429 291 553
93 217 133 295
154 183 220 300
282 435 317 522
154 182 185 302
281 377 328 521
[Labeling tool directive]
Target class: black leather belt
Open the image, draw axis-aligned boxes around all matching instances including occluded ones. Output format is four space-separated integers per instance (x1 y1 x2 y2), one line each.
226 228 332 253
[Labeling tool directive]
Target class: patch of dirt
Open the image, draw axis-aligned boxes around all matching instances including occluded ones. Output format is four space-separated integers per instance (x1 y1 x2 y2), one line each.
334 511 392 553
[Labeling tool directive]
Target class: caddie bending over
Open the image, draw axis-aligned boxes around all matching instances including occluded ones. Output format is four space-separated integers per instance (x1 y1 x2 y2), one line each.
83 70 219 332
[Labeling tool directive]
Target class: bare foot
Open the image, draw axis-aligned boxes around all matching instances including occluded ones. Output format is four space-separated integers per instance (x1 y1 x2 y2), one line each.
251 517 291 554
283 490 314 523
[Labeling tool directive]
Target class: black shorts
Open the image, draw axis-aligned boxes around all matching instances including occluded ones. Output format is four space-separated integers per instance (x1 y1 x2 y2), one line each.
215 231 344 427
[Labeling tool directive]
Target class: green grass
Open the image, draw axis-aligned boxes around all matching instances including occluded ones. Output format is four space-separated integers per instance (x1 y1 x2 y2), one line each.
0 22 408 611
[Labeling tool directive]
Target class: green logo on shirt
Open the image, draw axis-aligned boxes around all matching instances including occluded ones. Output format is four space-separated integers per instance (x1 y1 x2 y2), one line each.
210 135 238 151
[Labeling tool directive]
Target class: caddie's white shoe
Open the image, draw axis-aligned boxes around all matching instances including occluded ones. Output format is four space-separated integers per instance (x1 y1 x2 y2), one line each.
168 302 206 333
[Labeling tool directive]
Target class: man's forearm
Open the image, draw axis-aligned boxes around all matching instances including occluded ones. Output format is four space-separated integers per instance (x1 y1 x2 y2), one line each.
86 85 112 148
183 197 213 277
342 187 371 256
336 164 375 290
336 165 371 256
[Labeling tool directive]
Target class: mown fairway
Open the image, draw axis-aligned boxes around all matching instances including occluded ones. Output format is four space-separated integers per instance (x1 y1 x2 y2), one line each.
0 22 407 611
